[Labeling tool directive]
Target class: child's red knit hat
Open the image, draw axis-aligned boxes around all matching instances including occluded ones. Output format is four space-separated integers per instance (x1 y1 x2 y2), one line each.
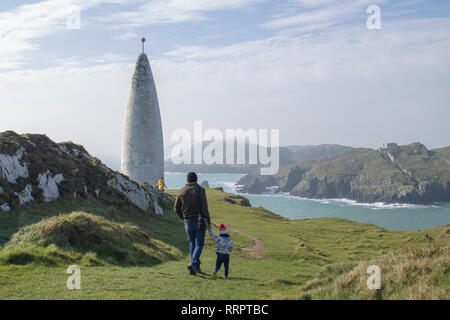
219 224 228 235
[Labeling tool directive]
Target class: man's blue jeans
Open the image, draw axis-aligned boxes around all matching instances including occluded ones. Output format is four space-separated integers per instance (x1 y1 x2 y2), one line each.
184 221 205 270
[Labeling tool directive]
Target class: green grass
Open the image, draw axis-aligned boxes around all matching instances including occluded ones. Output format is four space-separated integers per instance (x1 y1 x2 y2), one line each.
300 245 449 300
0 188 448 299
0 212 183 266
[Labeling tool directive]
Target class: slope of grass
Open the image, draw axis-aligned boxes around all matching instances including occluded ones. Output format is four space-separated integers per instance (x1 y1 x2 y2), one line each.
0 193 188 253
0 212 183 266
300 245 449 300
0 188 448 299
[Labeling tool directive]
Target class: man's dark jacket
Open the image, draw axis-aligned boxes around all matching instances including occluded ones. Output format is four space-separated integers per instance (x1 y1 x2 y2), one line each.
174 182 211 223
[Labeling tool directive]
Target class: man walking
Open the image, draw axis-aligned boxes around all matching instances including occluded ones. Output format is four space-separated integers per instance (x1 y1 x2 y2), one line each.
174 172 211 275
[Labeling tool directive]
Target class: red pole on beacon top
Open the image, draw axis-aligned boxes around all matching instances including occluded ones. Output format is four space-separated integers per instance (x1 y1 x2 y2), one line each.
141 38 146 54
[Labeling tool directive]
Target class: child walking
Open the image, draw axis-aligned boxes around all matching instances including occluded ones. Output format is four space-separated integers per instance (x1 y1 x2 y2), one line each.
208 224 234 279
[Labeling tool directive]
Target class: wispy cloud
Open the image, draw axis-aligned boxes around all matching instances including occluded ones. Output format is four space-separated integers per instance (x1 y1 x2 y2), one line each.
113 30 139 40
263 0 387 31
0 0 265 69
0 0 130 69
102 0 265 27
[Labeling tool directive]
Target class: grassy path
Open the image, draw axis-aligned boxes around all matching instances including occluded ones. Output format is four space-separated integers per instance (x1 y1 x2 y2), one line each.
227 225 265 259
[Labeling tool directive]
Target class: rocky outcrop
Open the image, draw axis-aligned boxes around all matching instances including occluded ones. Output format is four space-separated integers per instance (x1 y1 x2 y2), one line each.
223 194 251 207
37 171 64 202
0 131 163 213
236 174 276 194
236 163 312 194
0 203 10 212
107 173 161 213
274 164 311 192
199 180 209 188
150 192 164 215
14 184 33 205
0 147 29 183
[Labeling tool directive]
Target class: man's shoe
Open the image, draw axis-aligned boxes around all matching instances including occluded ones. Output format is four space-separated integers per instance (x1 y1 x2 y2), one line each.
187 265 197 275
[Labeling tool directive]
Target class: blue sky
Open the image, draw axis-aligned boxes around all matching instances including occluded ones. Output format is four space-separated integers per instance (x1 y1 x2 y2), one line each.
1 0 450 169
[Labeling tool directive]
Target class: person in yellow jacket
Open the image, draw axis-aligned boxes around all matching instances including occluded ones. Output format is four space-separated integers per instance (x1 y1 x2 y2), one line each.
155 177 167 191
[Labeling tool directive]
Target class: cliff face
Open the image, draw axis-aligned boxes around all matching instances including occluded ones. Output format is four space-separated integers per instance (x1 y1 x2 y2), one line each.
0 131 163 213
237 143 450 204
290 148 418 202
236 162 313 194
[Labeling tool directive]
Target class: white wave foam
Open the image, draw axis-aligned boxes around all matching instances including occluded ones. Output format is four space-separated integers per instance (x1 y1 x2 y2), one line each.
328 198 425 209
221 181 239 191
235 191 427 209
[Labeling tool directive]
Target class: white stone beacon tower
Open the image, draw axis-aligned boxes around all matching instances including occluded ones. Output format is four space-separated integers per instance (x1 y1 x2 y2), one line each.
121 38 164 185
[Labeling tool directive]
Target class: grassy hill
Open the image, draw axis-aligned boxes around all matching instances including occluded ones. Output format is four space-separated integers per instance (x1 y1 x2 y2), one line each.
301 245 449 300
238 143 450 204
0 188 448 300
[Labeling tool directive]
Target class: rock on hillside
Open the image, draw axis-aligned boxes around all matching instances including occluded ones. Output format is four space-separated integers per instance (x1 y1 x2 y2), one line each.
199 180 209 188
223 194 251 206
0 131 163 214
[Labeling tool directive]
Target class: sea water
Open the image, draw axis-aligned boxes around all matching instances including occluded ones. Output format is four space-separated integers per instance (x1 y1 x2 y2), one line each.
165 172 450 231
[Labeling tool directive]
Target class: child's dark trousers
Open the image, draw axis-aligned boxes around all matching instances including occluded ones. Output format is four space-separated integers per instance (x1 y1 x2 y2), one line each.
214 252 230 278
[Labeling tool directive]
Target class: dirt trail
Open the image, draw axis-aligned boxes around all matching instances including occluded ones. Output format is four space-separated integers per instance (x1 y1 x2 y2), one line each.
228 226 266 259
